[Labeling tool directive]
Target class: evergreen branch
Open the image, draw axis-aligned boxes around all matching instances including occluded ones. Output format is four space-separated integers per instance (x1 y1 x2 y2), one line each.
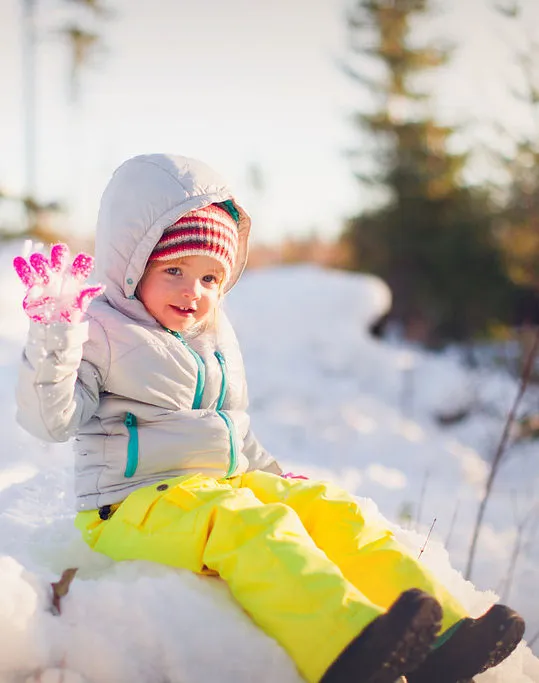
353 171 390 186
493 1 521 18
64 0 112 17
340 62 388 93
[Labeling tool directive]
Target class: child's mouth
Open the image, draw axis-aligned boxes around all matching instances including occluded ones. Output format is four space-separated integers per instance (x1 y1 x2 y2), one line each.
171 305 196 316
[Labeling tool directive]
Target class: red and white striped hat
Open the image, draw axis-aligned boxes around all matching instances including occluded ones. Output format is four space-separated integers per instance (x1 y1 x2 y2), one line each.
149 203 239 283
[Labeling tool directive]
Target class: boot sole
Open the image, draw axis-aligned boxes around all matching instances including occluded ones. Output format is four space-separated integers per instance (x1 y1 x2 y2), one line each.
364 590 443 683
408 604 525 683
457 605 525 681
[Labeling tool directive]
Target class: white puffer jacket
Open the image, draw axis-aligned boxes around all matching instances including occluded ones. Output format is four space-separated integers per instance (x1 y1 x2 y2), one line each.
16 154 279 511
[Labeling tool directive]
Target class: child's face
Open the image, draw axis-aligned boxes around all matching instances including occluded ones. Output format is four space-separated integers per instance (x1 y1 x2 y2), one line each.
137 255 224 332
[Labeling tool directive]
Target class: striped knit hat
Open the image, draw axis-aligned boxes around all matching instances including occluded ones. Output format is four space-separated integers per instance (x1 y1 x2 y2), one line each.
149 202 239 283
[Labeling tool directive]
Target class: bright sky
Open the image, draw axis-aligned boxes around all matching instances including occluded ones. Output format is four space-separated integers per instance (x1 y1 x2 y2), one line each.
1 0 538 243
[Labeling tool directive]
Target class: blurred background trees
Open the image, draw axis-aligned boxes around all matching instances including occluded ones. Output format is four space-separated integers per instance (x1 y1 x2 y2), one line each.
0 0 109 241
494 6 539 319
3 0 539 349
340 0 515 345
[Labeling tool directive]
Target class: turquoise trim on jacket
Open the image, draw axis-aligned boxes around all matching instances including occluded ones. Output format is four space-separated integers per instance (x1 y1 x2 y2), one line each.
123 330 238 481
214 350 237 477
217 409 238 478
124 412 139 478
214 351 227 410
168 329 206 409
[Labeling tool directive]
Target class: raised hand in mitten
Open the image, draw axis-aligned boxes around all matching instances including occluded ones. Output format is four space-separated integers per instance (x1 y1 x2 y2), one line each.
13 243 105 324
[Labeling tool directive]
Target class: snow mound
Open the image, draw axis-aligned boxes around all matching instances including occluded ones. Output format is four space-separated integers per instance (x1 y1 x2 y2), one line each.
0 517 537 683
0 261 537 681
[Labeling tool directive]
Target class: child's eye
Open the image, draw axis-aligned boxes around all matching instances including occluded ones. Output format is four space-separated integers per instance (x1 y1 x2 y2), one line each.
165 267 182 276
202 274 218 284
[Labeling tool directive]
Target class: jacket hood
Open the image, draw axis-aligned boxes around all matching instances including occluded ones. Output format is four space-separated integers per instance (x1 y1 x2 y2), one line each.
94 154 251 322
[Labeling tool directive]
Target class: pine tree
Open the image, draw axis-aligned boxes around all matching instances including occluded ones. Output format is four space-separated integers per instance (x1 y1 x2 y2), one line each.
343 0 512 343
495 28 539 296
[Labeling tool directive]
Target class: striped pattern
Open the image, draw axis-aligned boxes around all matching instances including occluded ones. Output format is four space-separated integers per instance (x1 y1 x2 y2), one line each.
149 204 238 282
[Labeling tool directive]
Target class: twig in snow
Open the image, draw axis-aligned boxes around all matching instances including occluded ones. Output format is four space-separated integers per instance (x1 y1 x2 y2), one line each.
445 496 460 552
500 493 538 603
416 468 430 528
50 567 78 616
465 327 539 581
418 518 437 560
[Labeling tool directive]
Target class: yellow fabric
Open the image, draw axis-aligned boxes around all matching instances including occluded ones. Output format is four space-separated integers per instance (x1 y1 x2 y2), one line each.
233 473 466 632
75 472 466 682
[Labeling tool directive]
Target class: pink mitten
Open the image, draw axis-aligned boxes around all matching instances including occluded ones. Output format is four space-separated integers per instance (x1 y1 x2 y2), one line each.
13 243 105 324
281 472 309 480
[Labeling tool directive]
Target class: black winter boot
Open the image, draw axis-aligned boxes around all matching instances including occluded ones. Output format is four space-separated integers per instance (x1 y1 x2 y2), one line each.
406 603 525 683
319 588 442 683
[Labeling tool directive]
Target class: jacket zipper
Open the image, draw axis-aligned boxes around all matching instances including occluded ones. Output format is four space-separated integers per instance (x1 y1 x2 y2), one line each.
214 351 227 410
124 331 238 480
168 332 237 476
122 328 206 479
124 412 139 478
168 329 205 408
216 409 238 478
214 350 237 478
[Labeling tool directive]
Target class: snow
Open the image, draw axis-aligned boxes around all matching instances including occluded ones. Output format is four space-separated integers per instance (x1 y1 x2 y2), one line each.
0 244 538 682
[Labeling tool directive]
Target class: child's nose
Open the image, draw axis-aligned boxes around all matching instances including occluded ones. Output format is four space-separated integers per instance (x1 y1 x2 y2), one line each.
180 278 201 299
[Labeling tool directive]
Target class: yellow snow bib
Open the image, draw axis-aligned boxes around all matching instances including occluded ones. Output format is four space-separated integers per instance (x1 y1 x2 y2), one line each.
75 471 466 682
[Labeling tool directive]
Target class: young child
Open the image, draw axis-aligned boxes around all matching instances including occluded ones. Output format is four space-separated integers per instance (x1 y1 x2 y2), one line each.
14 154 525 683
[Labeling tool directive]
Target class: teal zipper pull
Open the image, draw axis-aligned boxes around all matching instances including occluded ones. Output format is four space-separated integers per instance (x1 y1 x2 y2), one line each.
214 351 228 410
166 328 206 409
215 351 237 476
166 330 236 476
124 412 139 478
217 409 238 478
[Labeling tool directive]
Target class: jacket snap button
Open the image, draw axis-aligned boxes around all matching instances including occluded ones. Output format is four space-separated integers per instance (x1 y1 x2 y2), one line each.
156 484 168 491
98 505 112 520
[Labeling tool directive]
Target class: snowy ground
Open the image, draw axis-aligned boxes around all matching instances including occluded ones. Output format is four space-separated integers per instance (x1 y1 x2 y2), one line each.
0 243 538 682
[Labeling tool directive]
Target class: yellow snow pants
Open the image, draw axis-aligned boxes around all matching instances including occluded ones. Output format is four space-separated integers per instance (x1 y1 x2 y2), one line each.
75 471 466 682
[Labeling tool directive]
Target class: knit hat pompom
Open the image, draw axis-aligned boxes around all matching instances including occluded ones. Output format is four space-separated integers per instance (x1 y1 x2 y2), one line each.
149 203 239 283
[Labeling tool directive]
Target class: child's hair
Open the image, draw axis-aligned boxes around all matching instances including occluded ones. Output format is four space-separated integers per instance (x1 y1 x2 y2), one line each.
210 276 227 331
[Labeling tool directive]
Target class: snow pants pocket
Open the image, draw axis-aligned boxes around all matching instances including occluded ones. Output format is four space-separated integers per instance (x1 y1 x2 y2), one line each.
75 472 466 682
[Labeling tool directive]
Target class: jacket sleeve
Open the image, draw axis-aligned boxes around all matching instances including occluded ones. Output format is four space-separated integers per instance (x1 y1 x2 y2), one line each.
16 319 109 442
229 325 281 474
243 428 282 474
